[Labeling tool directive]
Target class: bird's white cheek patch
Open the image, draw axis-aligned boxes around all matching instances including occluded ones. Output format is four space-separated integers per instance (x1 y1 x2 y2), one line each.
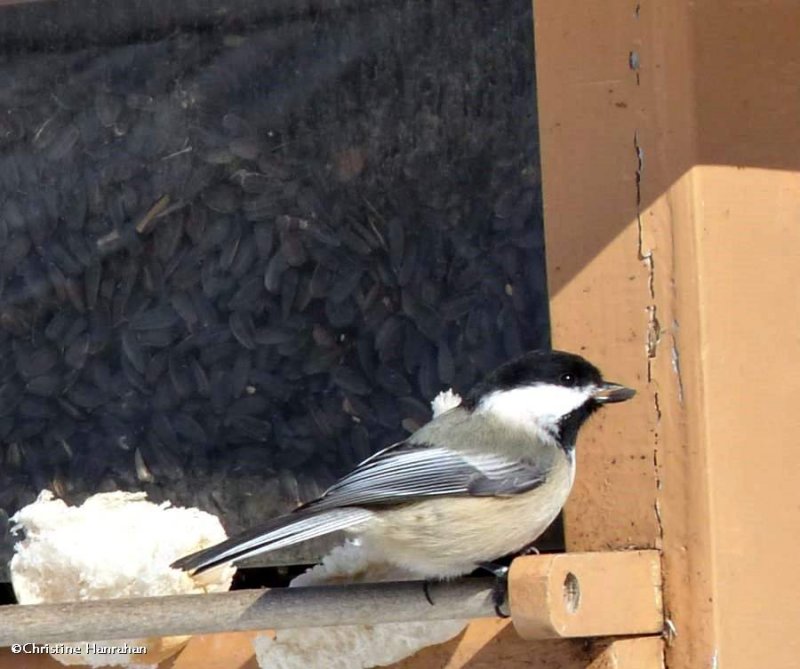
476 385 593 435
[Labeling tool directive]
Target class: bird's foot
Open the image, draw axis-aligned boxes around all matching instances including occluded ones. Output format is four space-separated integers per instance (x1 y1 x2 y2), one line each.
479 562 510 618
422 579 436 606
520 542 540 556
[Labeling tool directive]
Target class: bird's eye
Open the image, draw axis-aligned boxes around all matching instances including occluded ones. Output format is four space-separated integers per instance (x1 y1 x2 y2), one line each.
560 373 576 386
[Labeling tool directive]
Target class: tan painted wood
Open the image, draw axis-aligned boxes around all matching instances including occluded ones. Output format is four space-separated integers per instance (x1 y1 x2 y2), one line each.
534 2 800 669
164 625 637 669
171 629 664 669
588 637 663 669
533 0 700 666
166 627 664 669
680 4 800 668
388 621 591 669
0 633 260 669
533 0 662 554
0 640 187 668
508 552 662 640
167 631 260 669
532 7 708 669
686 167 800 668
0 619 662 669
0 648 62 669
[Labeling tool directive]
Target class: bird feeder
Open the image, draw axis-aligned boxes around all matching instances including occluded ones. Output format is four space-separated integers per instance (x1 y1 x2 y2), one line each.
1 1 799 669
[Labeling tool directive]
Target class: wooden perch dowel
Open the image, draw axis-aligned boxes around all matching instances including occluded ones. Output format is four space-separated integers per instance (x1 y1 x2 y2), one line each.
0 551 663 646
0 578 496 645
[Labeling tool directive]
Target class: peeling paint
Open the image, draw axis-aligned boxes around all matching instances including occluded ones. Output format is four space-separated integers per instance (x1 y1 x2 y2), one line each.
646 305 661 360
629 50 641 85
671 330 685 404
634 131 645 205
630 37 670 669
664 617 678 642
634 132 654 299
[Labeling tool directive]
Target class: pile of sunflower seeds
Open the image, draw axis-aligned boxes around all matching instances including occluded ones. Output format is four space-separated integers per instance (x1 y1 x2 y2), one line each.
0 0 549 572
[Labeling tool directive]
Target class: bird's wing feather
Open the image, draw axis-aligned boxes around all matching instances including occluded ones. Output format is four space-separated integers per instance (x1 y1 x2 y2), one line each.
170 507 372 574
174 444 548 574
305 442 547 511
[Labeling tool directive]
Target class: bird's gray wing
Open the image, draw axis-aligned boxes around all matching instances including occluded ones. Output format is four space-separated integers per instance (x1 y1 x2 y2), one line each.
170 506 372 573
304 441 548 511
173 441 550 575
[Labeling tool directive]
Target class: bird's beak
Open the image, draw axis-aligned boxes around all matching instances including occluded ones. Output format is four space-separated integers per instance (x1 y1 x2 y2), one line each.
592 382 636 404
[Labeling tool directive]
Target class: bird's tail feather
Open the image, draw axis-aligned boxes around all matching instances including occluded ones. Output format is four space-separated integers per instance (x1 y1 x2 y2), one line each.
171 507 373 575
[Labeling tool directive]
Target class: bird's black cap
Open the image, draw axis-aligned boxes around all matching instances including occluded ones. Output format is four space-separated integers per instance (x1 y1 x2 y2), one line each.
466 349 606 405
464 350 635 448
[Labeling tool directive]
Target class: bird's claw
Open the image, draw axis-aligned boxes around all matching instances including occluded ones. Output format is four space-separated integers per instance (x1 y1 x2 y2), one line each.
479 562 510 618
422 580 436 606
492 579 510 618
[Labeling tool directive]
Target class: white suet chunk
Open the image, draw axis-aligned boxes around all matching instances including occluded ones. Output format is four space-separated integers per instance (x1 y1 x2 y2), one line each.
9 490 235 667
253 388 468 668
253 541 467 669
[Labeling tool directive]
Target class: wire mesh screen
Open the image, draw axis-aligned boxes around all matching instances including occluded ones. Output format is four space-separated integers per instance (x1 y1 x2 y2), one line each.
0 0 550 578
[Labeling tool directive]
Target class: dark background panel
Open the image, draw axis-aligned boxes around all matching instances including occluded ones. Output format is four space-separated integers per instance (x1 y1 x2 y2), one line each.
0 0 551 580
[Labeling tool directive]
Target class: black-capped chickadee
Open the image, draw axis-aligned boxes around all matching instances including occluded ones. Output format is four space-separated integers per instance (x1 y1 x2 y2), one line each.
172 350 634 583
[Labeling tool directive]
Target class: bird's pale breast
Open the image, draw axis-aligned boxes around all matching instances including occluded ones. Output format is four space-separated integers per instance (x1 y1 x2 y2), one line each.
354 447 575 578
